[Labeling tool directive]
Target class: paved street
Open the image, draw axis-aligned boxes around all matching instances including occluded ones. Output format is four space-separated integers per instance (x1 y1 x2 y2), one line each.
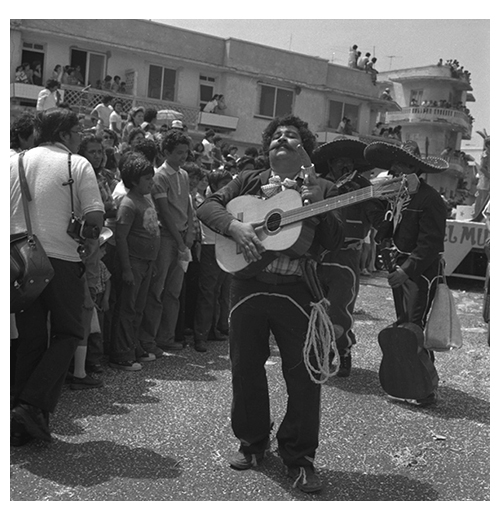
10 271 490 502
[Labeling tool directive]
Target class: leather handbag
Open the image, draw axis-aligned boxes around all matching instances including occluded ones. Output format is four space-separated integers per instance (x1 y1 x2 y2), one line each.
11 152 54 313
424 263 462 351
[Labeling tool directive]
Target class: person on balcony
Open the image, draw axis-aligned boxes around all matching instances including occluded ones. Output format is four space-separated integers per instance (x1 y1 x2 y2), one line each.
36 79 61 112
203 95 220 113
32 61 43 86
357 52 371 70
111 75 121 92
51 64 63 83
348 44 358 68
15 65 29 83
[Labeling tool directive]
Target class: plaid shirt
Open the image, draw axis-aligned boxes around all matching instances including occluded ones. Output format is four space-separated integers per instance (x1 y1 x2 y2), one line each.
263 171 302 277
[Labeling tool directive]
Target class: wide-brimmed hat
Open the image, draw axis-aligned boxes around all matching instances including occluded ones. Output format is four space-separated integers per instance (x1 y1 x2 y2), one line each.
98 227 113 247
312 138 373 175
364 140 449 173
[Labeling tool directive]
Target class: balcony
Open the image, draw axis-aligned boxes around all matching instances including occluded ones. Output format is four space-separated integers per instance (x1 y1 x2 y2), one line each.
197 111 239 132
385 106 472 138
10 83 202 128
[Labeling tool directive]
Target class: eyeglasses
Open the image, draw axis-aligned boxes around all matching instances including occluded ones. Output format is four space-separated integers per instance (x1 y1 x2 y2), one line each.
70 128 83 136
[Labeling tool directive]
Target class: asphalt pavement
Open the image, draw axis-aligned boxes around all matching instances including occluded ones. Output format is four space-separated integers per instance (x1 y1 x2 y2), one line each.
10 271 490 504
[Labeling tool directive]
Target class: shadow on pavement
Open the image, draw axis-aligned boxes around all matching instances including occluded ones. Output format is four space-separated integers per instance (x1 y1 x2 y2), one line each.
10 439 181 487
327 368 489 425
256 452 439 501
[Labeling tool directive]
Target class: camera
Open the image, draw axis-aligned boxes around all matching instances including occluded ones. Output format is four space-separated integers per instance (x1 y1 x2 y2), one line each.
67 216 100 242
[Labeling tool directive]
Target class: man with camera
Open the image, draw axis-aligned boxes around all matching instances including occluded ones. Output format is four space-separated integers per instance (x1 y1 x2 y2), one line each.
10 108 104 446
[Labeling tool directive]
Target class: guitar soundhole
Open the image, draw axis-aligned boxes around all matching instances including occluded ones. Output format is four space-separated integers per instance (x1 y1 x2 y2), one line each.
266 212 282 233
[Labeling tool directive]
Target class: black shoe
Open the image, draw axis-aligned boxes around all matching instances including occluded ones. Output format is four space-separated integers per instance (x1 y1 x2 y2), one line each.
287 465 322 493
229 451 265 470
70 374 104 390
12 403 52 442
85 362 104 374
10 416 33 447
194 340 207 352
337 354 352 377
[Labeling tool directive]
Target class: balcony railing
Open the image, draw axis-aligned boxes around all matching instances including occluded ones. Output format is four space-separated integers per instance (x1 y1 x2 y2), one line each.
10 83 207 129
385 106 472 137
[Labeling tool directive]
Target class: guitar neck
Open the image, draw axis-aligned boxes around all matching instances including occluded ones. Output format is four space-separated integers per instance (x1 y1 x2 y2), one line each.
280 185 375 227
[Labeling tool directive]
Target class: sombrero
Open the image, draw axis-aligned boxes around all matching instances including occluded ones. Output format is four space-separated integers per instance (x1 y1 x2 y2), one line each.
364 140 449 173
312 137 373 175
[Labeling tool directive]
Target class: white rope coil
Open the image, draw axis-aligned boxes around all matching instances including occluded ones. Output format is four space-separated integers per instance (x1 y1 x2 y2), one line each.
303 297 340 384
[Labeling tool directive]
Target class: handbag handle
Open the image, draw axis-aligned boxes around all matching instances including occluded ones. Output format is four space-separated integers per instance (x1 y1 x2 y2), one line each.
17 151 34 238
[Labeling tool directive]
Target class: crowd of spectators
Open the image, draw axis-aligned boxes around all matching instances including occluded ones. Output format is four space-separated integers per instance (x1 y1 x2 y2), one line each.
371 122 402 141
10 97 271 409
347 45 378 84
15 61 128 94
437 58 471 83
409 98 474 124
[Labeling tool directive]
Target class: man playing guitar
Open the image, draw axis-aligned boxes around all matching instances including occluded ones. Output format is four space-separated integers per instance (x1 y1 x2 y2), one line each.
197 114 344 493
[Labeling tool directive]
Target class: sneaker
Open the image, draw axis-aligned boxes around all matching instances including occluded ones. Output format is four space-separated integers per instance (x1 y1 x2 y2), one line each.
136 353 156 362
411 392 438 407
229 451 265 470
109 360 143 371
287 465 322 493
70 374 104 390
337 353 352 377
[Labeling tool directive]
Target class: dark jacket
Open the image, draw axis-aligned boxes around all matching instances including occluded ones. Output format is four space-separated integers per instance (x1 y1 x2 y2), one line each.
393 179 447 280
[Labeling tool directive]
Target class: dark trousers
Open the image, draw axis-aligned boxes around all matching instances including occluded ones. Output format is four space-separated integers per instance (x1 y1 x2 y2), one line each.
13 258 85 413
194 245 229 341
111 256 154 362
392 257 440 329
318 247 362 357
229 277 321 468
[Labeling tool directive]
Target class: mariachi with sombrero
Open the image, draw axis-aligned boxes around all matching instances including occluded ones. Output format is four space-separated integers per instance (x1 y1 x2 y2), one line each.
312 137 387 377
363 139 449 407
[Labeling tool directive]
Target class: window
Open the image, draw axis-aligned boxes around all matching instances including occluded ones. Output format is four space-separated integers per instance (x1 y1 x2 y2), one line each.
199 74 216 110
148 65 176 101
328 100 359 131
70 48 106 88
258 85 294 118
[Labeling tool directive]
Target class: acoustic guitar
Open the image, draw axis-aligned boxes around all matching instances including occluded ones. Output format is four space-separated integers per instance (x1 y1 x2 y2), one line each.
377 239 439 400
215 174 419 277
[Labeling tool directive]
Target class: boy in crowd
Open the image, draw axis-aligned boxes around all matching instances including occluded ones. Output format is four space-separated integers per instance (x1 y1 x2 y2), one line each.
110 153 161 371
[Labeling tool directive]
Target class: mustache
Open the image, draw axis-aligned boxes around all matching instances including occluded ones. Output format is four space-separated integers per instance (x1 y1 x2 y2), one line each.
270 141 294 151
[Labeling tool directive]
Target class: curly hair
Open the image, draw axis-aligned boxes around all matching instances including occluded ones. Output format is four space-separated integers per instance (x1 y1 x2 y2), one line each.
261 114 316 157
161 129 191 154
10 112 35 150
120 152 154 189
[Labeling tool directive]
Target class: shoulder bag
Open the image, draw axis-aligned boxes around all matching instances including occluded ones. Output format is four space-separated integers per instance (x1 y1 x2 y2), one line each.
10 152 55 313
424 259 462 351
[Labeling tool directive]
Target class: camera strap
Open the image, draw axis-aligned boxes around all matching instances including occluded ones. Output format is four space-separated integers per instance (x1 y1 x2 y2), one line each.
62 153 77 217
